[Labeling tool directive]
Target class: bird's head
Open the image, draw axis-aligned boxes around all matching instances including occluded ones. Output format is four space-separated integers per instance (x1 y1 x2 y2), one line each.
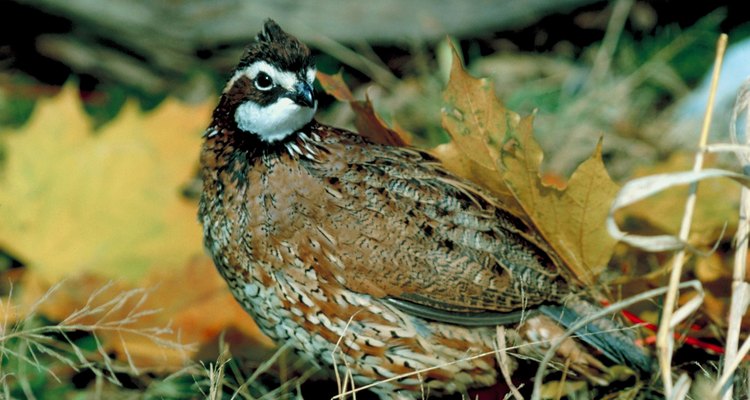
214 19 317 142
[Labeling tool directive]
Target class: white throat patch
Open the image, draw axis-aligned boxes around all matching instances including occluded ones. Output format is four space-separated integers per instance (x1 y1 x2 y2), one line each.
235 99 316 142
229 61 317 142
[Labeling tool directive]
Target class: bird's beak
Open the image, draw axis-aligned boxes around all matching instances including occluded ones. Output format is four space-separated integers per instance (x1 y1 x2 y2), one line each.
288 81 315 108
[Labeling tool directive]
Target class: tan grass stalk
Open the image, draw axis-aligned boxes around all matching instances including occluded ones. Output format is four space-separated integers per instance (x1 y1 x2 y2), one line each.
206 344 230 400
495 326 524 400
656 33 727 397
1 281 192 399
585 0 634 88
331 312 361 399
715 77 750 400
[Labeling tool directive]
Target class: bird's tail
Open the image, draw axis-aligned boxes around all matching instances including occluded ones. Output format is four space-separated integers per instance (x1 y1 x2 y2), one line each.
538 299 652 373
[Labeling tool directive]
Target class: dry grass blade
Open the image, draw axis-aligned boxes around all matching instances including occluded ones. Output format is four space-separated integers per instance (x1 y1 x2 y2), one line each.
670 373 691 400
705 143 750 154
495 326 523 400
584 0 634 88
205 344 231 400
260 365 319 400
715 76 750 400
607 168 750 251
330 312 361 400
193 338 314 400
299 27 398 89
715 283 750 393
0 281 191 398
656 33 727 397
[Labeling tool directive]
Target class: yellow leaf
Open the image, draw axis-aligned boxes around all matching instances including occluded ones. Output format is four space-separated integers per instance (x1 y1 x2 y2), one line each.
0 85 209 282
433 44 526 218
503 134 620 286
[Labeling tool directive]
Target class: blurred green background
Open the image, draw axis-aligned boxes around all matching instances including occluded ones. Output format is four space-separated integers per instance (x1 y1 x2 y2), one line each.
2 0 748 175
2 1 750 398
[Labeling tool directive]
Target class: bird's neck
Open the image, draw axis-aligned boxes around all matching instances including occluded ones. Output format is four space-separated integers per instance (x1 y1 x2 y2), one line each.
199 120 329 194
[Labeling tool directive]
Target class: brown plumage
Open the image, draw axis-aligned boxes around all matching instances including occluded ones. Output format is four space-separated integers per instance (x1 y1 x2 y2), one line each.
199 19 649 399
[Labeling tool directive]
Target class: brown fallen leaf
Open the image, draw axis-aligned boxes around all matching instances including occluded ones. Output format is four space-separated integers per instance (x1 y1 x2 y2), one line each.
695 252 729 284
317 70 355 102
318 70 411 146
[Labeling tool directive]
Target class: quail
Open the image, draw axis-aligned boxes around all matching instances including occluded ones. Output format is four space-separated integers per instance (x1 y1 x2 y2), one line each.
198 19 650 399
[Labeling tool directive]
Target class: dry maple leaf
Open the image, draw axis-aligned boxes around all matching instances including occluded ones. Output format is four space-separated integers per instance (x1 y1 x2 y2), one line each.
503 135 620 286
435 44 620 286
431 45 527 219
0 85 208 282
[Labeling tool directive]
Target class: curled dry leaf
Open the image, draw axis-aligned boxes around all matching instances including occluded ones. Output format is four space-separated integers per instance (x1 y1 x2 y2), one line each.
318 70 411 146
607 166 749 252
616 153 740 246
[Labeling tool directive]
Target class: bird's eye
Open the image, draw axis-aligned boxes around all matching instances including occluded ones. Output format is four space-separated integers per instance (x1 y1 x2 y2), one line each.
254 72 274 91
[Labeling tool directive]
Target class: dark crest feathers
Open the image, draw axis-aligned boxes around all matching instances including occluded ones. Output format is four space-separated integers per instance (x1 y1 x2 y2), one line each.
257 19 283 42
239 19 313 73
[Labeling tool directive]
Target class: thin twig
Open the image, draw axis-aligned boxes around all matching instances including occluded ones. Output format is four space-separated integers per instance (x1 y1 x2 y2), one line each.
584 0 634 89
656 33 727 397
302 32 399 89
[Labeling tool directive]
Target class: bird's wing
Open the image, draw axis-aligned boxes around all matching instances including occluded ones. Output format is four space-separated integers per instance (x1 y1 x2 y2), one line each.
300 132 569 325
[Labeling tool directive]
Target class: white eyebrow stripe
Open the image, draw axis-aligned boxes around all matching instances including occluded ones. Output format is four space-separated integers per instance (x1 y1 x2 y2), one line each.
224 60 299 92
306 67 317 85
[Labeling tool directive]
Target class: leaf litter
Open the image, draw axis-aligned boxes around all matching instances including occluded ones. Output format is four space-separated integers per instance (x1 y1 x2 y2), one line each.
0 30 749 399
